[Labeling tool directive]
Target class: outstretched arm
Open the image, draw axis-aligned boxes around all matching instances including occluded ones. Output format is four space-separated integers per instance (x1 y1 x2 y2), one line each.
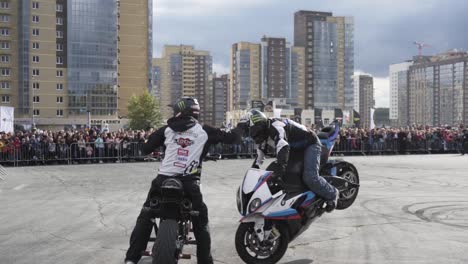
203 125 243 145
142 126 167 155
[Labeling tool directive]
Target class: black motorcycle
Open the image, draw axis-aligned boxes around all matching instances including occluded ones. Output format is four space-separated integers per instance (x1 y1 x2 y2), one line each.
148 174 199 263
149 155 220 264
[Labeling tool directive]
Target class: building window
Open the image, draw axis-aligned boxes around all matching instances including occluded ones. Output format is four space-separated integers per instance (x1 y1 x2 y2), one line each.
32 29 39 36
1 81 9 89
56 96 63 103
56 43 63 51
1 95 10 103
32 15 39 23
33 109 40 116
32 69 39 76
56 70 63 77
32 2 39 9
56 109 63 117
32 55 39 63
56 30 63 38
0 2 9 9
33 82 39 89
1 68 10 76
0 55 9 63
56 17 63 25
56 56 63 64
33 96 40 103
32 42 39 49
0 28 9 36
0 41 9 49
56 83 63 90
0 15 9 22
56 4 63 12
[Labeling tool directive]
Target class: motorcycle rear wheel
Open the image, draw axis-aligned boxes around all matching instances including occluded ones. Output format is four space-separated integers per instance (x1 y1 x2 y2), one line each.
152 219 178 264
336 166 360 210
235 222 289 264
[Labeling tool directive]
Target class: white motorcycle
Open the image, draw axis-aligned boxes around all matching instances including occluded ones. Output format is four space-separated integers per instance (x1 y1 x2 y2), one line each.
235 122 360 264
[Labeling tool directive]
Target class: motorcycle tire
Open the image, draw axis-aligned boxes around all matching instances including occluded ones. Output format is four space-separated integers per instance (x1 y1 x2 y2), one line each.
152 219 178 264
336 166 360 210
235 222 289 264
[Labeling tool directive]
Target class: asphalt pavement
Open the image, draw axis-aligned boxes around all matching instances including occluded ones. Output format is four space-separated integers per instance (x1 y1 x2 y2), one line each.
0 154 467 264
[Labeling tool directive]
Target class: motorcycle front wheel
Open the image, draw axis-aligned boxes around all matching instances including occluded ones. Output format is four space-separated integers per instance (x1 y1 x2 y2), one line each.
152 219 178 264
235 222 289 264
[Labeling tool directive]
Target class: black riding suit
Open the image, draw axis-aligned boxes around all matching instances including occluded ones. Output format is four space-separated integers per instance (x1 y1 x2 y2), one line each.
125 116 241 264
255 118 337 200
462 131 468 155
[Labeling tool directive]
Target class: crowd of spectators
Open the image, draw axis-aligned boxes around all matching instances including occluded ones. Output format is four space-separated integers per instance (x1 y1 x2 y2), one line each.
225 124 468 156
331 125 468 154
1 124 467 165
0 127 154 164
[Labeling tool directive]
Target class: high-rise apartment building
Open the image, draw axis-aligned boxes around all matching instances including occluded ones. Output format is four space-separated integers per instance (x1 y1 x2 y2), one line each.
212 74 229 127
389 61 413 127
230 42 261 110
118 0 153 117
294 10 354 111
2 0 152 129
260 36 289 99
0 0 18 116
259 36 306 109
353 74 374 128
155 45 213 124
290 46 306 109
408 51 468 126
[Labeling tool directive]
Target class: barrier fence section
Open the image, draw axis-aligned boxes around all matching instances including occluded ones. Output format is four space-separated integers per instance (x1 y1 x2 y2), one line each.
0 138 465 166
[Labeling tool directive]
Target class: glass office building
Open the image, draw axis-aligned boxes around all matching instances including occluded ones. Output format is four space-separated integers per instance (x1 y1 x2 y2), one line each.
67 0 118 116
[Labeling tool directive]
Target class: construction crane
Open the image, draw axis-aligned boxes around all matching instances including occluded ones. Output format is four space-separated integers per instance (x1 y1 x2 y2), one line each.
413 41 431 56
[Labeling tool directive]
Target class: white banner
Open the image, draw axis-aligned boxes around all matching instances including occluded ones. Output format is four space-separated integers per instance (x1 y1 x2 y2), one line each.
370 108 375 129
0 106 14 133
343 110 351 125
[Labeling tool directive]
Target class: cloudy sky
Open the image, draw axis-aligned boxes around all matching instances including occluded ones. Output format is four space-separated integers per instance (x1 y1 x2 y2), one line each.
152 0 468 108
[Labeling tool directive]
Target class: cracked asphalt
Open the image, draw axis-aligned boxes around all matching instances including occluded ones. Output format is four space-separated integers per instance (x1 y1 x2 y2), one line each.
1 155 468 264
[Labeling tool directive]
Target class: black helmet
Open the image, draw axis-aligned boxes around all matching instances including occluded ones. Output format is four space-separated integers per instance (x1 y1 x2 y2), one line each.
173 97 200 119
247 109 268 144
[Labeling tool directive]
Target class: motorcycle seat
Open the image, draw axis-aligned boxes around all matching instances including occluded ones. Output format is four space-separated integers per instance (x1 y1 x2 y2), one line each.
282 183 309 199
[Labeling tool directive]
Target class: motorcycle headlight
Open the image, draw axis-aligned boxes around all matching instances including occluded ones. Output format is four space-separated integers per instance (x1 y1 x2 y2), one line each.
236 187 242 214
248 198 262 213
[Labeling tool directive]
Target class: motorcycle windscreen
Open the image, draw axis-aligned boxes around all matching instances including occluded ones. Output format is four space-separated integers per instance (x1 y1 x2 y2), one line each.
242 169 272 194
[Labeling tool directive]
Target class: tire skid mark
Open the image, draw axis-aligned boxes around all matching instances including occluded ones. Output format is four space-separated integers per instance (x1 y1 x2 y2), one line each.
402 201 468 229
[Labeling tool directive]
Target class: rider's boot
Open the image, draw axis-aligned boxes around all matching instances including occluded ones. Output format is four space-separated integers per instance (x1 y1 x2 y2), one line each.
325 187 340 213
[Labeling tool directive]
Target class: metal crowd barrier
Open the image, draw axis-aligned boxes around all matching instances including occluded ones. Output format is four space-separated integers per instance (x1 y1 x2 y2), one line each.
0 138 465 167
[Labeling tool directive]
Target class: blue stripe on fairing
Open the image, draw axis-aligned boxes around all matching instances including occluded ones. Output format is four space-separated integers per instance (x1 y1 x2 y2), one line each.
304 191 315 202
266 208 299 218
300 191 316 207
253 172 272 191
